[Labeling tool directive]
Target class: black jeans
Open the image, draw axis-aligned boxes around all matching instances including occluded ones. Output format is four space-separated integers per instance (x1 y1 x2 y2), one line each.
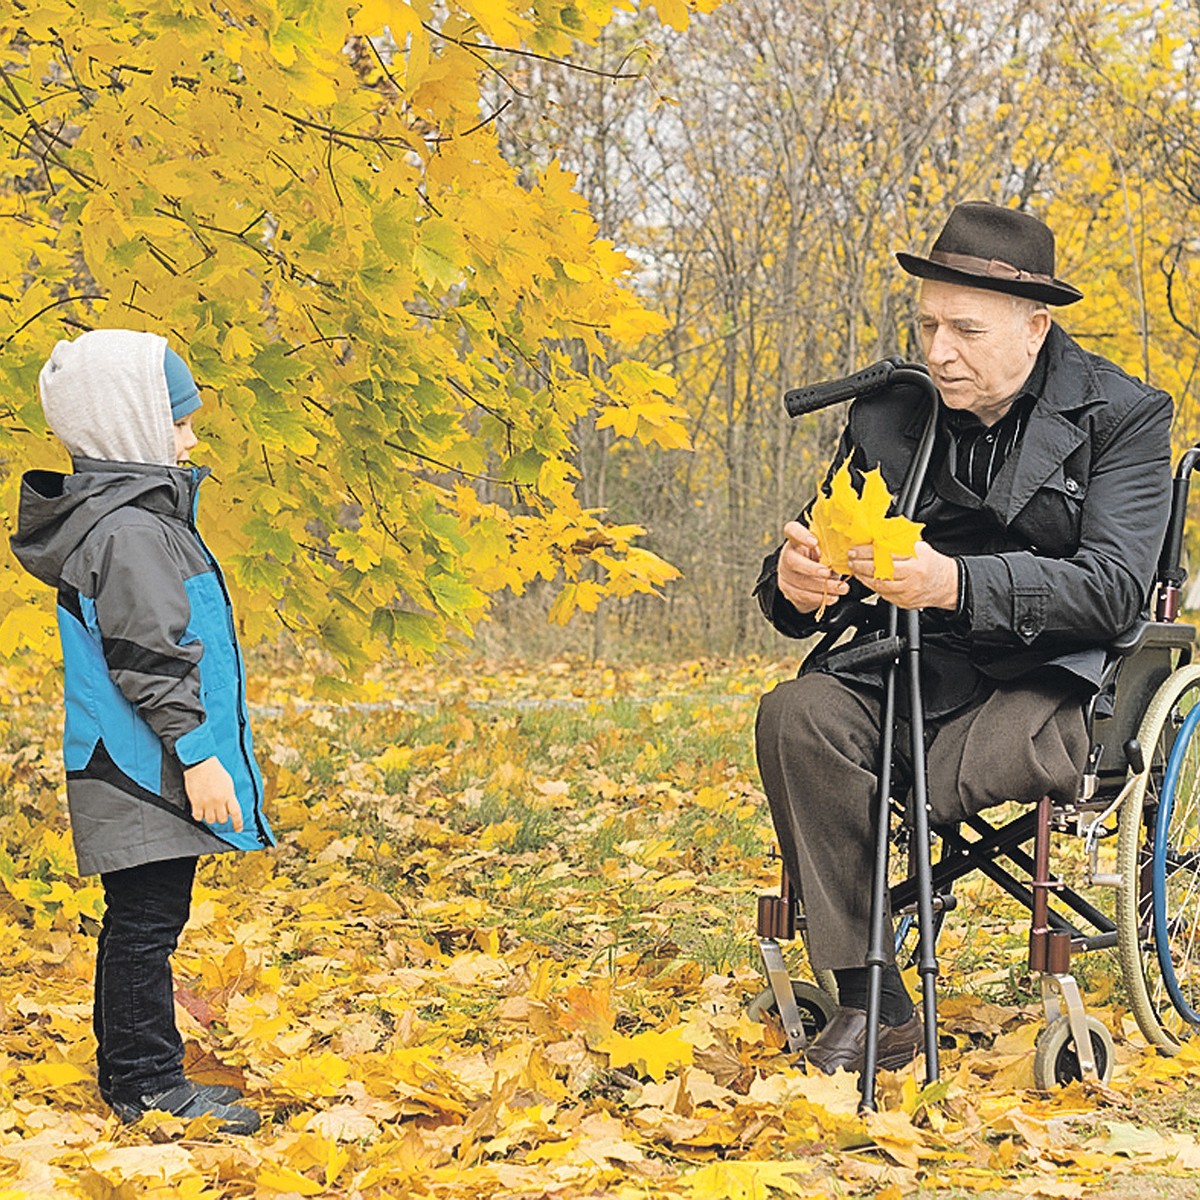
95 856 198 1102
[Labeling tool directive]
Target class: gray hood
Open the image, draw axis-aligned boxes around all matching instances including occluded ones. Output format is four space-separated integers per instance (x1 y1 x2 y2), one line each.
39 330 175 467
11 461 200 589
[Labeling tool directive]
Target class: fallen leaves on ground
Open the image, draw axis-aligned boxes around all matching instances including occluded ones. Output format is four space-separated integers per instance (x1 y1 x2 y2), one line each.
0 655 1194 1198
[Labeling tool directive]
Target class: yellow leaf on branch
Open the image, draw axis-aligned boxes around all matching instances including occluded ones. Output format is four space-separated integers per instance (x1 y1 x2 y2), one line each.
459 0 535 43
808 461 924 580
646 0 690 33
350 0 424 37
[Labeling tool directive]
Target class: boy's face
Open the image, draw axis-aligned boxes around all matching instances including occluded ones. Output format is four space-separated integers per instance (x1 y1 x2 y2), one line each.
173 414 198 466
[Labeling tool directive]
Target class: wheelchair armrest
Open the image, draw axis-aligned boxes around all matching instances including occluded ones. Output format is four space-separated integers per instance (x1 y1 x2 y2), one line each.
1106 619 1195 659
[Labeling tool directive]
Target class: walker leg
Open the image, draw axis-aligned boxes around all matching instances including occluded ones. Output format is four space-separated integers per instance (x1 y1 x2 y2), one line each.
862 633 900 1111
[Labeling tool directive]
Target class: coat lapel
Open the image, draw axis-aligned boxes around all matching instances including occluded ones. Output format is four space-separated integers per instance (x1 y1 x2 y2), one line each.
932 435 982 510
991 324 1093 522
988 408 1086 522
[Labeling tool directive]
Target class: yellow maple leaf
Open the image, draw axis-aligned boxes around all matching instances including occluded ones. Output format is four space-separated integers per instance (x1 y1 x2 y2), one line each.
0 604 58 660
272 1051 353 1099
647 0 691 33
373 745 414 773
683 1159 813 1200
351 0 424 37
254 1164 326 1196
595 1027 694 1082
807 460 857 576
458 0 535 44
595 404 640 439
23 1061 92 1090
560 983 618 1045
807 461 924 580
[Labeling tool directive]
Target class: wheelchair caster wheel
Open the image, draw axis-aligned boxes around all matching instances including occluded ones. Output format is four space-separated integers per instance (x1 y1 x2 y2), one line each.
1032 1015 1115 1088
747 979 836 1042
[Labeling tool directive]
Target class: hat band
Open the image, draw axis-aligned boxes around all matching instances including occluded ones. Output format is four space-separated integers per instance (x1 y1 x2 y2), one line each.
929 250 1056 286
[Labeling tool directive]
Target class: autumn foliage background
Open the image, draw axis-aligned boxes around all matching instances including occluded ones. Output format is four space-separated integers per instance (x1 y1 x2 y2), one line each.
7 0 1200 1196
5 0 1200 663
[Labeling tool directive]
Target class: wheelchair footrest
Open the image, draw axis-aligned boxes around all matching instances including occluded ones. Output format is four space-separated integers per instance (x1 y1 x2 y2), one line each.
757 937 809 1055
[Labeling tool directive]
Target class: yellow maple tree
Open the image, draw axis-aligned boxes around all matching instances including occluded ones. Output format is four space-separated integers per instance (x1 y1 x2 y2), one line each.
0 0 726 667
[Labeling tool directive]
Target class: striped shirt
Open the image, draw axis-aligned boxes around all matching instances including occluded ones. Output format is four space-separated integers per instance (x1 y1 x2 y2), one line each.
943 352 1046 627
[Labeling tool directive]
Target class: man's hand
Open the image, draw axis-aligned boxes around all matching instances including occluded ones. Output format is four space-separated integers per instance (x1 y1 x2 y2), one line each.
183 757 243 831
777 521 849 613
846 541 959 611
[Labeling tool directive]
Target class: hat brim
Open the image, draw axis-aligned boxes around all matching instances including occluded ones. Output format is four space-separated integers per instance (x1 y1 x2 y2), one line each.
896 252 1083 306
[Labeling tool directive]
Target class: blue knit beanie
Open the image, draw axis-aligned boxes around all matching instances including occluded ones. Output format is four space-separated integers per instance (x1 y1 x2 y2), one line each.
163 347 201 420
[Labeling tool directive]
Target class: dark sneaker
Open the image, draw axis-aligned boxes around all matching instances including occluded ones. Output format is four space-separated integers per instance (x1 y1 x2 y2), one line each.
102 1080 243 1107
805 1007 923 1075
108 1080 261 1135
189 1082 244 1104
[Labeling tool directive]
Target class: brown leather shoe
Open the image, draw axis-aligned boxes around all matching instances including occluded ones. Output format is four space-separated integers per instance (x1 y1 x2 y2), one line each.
805 1007 923 1075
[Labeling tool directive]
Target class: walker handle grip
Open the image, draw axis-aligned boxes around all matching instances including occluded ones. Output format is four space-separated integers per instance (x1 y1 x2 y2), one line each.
784 357 905 418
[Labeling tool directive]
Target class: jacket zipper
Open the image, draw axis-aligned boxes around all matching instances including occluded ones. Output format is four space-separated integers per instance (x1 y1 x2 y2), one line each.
187 472 271 847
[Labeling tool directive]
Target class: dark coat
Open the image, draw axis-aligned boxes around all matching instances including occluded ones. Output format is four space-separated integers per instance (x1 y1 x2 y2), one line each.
754 323 1174 712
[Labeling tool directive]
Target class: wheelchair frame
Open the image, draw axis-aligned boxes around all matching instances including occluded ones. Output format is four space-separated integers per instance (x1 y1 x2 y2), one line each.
754 361 1200 1110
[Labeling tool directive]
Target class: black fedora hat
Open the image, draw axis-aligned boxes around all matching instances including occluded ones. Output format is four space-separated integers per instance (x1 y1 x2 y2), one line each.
896 201 1083 306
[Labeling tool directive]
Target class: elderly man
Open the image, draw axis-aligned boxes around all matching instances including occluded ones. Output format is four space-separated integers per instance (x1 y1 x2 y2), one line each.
754 201 1174 1074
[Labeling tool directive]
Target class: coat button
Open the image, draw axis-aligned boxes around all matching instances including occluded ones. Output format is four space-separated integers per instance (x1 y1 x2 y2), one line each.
1018 619 1036 638
1064 477 1079 494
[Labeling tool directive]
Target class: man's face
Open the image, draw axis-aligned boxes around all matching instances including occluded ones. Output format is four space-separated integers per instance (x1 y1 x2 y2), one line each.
916 279 1050 425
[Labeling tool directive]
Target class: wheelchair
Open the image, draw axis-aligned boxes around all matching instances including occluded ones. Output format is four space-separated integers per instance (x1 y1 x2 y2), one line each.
751 358 1200 1108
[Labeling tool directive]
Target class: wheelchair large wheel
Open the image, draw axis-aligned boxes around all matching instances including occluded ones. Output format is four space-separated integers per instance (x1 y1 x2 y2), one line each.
1116 663 1200 1052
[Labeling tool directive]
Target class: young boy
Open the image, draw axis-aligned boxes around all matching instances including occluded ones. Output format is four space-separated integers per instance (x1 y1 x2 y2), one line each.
11 329 274 1134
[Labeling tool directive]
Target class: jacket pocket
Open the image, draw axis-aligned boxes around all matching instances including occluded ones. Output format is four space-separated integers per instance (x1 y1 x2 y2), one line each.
1014 467 1086 556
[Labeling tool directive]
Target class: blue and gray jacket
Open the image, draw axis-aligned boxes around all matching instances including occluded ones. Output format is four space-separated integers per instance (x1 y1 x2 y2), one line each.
12 458 275 875
13 330 276 875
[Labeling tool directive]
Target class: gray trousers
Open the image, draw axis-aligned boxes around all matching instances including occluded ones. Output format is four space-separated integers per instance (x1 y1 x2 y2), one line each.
755 672 1088 970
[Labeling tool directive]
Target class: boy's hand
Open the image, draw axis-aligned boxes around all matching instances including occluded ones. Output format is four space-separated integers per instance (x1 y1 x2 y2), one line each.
183 757 243 831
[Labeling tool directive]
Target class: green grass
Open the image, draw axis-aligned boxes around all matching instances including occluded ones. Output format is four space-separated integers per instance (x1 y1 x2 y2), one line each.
256 679 777 985
253 659 1161 1013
